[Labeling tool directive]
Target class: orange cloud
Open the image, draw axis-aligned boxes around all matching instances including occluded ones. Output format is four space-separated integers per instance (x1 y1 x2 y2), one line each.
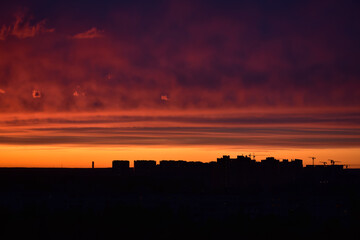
0 89 5 94
32 90 41 98
72 27 103 39
161 95 169 101
0 109 359 148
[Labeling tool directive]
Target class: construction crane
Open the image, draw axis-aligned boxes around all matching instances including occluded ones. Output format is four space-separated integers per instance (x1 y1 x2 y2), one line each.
328 159 341 165
320 161 327 166
309 157 316 166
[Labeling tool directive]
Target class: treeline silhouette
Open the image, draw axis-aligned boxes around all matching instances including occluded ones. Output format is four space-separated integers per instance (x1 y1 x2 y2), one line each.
0 155 359 239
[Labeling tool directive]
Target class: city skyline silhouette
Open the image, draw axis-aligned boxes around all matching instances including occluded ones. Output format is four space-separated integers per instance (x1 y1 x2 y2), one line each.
0 153 359 239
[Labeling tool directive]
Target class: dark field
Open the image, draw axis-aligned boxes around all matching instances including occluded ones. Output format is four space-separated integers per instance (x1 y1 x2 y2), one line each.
0 167 359 239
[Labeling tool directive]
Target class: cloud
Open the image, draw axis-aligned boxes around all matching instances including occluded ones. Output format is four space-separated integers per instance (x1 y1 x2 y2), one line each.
32 90 41 98
72 27 103 39
0 2 359 113
0 25 8 40
161 95 169 101
0 109 359 148
0 89 5 94
1 109 359 128
0 14 54 40
0 1 359 151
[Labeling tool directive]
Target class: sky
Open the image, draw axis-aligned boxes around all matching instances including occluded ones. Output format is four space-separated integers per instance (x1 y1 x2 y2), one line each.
0 0 359 168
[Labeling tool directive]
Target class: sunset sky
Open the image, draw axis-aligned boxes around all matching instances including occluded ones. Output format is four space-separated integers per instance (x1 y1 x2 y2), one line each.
0 0 359 168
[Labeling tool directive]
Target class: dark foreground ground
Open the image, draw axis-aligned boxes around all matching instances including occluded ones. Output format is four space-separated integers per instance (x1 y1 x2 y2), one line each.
0 168 359 239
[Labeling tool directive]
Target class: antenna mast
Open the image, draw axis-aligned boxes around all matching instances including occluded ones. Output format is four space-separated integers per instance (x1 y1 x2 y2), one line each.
309 157 316 166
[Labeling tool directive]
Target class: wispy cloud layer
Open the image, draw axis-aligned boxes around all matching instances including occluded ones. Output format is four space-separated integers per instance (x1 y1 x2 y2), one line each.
72 27 103 39
0 14 54 40
0 110 359 148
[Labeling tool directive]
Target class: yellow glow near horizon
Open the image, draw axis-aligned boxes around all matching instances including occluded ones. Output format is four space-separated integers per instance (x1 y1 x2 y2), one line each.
0 145 359 168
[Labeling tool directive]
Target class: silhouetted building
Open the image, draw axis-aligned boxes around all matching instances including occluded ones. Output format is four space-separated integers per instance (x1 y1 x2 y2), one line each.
261 157 279 165
217 155 255 167
159 160 188 168
109 154 348 190
112 160 130 173
217 155 231 165
134 160 156 175
281 159 303 168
